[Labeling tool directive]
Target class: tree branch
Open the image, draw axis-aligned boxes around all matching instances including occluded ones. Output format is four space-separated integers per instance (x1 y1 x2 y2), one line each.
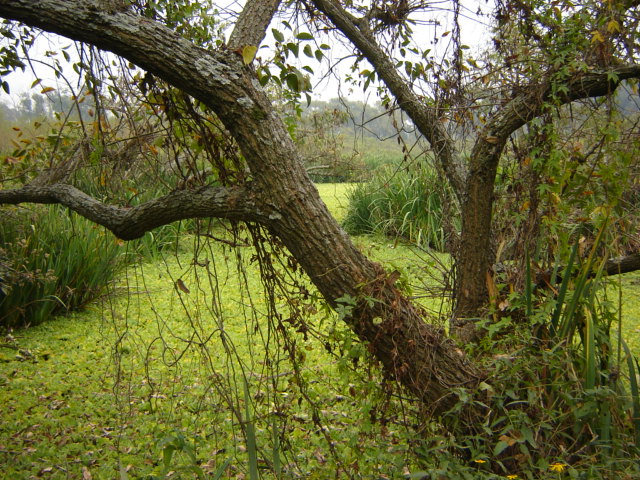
228 0 282 50
0 0 315 198
0 0 485 417
472 64 640 170
311 0 465 200
605 252 640 276
536 252 640 288
0 183 263 240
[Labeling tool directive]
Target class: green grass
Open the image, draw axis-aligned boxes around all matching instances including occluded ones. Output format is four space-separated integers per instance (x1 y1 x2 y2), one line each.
0 205 126 329
1 184 639 479
314 182 353 223
0 241 426 479
618 271 640 355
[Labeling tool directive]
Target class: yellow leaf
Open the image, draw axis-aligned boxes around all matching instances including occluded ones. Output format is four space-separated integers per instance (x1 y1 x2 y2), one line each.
499 434 517 446
40 86 56 94
607 19 620 34
591 30 604 43
82 466 92 480
242 45 258 65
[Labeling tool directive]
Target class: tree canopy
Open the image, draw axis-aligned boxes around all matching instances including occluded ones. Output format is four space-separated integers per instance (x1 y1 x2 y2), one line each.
1 0 640 476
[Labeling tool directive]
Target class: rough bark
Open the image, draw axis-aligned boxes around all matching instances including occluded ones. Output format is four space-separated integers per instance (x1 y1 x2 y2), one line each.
0 184 263 240
603 252 640 276
0 0 482 415
227 0 282 50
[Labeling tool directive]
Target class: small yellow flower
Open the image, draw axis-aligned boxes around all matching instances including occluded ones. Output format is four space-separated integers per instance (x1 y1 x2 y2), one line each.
549 462 566 473
506 475 518 480
473 459 486 464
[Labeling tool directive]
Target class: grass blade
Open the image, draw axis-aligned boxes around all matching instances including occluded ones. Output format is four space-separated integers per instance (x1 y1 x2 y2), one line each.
621 339 640 445
525 249 532 317
243 379 259 480
550 240 579 337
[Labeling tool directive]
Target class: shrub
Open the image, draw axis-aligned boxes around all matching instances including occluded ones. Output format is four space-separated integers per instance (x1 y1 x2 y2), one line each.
0 205 125 329
342 164 458 251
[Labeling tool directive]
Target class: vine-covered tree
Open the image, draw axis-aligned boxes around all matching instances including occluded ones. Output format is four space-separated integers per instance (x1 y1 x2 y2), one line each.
1 0 640 471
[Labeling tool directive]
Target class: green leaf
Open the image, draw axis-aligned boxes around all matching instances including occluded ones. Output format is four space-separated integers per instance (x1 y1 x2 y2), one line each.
296 32 314 40
286 72 299 92
493 440 509 456
521 426 537 448
162 445 175 468
272 28 284 42
243 380 259 480
286 42 299 57
303 44 313 58
258 71 270 86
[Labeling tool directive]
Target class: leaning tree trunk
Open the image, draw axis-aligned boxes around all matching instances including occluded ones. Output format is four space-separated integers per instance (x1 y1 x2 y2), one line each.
0 0 482 416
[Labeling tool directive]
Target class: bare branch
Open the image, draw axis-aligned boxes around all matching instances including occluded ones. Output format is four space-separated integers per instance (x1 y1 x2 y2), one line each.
536 252 640 288
0 183 263 240
228 0 282 50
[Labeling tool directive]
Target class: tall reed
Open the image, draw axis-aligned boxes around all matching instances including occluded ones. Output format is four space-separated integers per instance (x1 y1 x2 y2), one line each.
342 165 458 251
0 205 125 328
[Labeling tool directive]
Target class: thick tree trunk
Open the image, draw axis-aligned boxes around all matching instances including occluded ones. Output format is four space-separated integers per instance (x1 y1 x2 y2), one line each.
2 0 639 410
0 0 482 416
453 166 497 337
